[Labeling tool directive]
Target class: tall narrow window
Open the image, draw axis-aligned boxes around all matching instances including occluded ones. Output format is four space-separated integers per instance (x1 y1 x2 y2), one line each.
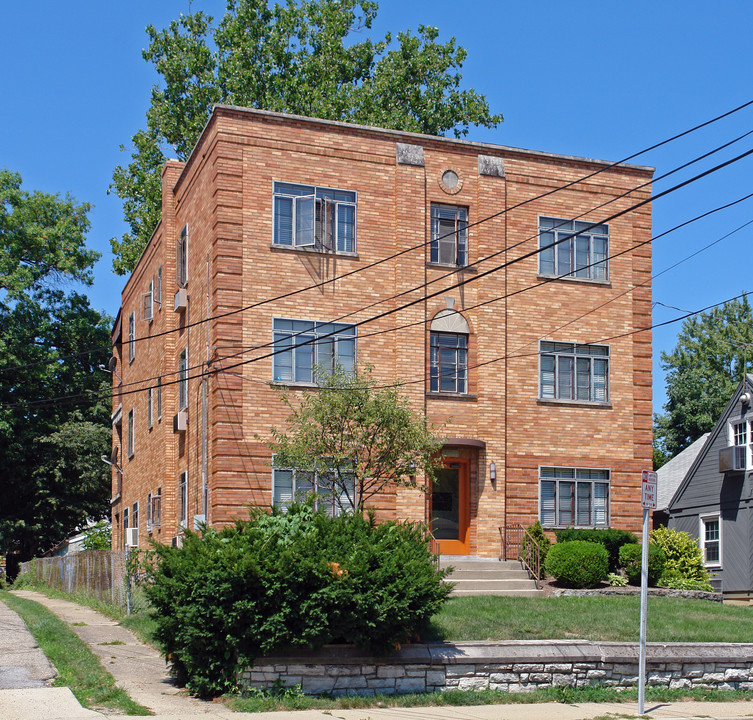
156 266 163 308
147 492 153 532
128 312 135 363
147 388 153 429
428 309 470 394
730 420 747 469
132 502 139 531
700 515 721 566
178 472 188 527
157 377 162 421
430 204 468 266
152 488 162 529
178 349 188 410
127 409 134 458
539 217 609 281
177 226 188 287
123 507 129 549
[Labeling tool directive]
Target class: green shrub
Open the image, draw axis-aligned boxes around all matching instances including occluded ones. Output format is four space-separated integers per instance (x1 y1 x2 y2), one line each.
142 504 451 697
554 528 638 572
518 521 551 579
650 526 710 585
544 541 608 588
659 575 714 592
618 543 666 585
607 572 627 587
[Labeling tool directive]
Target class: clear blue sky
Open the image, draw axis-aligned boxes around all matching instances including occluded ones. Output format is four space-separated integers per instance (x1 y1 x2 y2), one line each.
3 1 753 412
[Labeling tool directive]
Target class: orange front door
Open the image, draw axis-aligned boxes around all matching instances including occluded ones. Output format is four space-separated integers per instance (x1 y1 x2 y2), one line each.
431 459 470 554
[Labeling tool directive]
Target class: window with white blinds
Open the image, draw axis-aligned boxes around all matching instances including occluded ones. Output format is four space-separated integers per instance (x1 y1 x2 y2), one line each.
273 467 356 516
273 182 356 252
540 341 609 403
540 467 609 527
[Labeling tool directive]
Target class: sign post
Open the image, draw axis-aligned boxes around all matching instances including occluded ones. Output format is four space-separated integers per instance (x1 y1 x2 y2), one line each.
638 469 657 715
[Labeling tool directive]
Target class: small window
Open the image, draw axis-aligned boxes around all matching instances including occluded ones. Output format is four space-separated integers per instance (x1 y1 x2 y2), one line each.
156 267 163 309
729 420 748 469
127 409 134 458
539 467 610 527
152 488 162 529
273 182 356 252
539 341 609 403
123 507 129 548
132 502 139 531
700 515 721 567
272 319 355 384
539 217 609 281
147 492 153 533
142 281 153 323
128 312 135 363
430 204 468 266
177 226 188 288
273 466 355 516
178 349 188 410
178 472 188 528
147 388 153 429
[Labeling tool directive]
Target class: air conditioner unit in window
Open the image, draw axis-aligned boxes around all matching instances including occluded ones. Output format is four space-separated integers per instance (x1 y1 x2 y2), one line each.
193 514 206 530
174 288 188 312
719 446 745 473
125 527 139 547
173 410 188 433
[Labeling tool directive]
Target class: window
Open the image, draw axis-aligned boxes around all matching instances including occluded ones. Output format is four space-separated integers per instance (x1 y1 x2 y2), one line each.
729 420 749 469
540 467 610 527
147 493 152 532
156 267 162 309
539 217 609 281
272 319 356 383
128 312 135 363
700 514 721 566
127 409 134 458
178 349 188 410
178 472 188 528
430 204 468 266
177 225 188 287
152 488 162 530
273 182 356 252
539 342 609 402
142 281 153 323
132 502 139 532
147 388 153 429
273 467 355 516
157 378 162 421
430 333 468 393
123 507 129 548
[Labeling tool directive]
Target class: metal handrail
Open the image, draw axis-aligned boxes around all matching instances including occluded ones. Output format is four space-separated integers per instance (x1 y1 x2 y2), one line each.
501 523 543 590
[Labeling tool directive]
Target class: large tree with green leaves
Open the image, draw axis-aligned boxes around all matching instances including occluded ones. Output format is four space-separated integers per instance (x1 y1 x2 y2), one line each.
110 0 502 274
0 170 111 564
654 295 753 464
269 367 443 512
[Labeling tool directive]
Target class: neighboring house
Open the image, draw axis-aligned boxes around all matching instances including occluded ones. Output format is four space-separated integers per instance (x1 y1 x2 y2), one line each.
108 105 654 558
654 432 709 528
665 375 753 603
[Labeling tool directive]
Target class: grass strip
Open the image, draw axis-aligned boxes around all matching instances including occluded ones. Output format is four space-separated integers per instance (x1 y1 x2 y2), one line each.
0 590 151 716
225 685 753 713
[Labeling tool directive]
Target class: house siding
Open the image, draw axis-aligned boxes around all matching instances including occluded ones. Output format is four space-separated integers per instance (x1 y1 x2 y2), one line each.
110 106 653 555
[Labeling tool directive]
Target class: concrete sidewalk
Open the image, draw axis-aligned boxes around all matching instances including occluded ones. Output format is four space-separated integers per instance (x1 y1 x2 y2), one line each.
6 590 753 720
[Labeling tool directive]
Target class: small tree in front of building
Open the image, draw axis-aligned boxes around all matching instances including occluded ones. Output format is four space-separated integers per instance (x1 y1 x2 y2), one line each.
269 366 443 513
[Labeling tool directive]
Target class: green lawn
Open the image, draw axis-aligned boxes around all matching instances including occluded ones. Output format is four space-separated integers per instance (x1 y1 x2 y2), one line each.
426 594 753 643
0 591 151 715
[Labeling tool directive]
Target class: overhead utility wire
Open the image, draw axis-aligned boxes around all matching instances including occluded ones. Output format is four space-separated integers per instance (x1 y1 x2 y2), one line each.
5 97 751 378
8 165 753 412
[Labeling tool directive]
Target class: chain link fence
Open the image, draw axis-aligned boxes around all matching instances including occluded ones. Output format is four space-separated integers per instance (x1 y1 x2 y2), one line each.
18 550 149 614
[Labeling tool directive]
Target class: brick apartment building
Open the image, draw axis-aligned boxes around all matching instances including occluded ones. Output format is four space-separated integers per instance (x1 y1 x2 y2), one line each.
109 105 653 557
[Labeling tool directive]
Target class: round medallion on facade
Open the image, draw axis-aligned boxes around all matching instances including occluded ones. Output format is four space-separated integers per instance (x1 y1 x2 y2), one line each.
439 168 463 195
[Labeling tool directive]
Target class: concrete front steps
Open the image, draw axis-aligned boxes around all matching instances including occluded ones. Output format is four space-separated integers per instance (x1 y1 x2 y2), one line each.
439 556 542 597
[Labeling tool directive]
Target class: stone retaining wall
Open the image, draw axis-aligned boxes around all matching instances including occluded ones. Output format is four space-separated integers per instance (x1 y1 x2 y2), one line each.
238 641 753 696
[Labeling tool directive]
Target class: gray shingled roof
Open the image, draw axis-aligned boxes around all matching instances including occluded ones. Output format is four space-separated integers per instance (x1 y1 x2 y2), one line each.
656 433 710 511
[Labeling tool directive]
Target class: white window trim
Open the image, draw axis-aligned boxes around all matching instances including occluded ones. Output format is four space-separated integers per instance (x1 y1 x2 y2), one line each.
272 181 357 253
699 513 722 568
538 465 611 528
728 419 750 470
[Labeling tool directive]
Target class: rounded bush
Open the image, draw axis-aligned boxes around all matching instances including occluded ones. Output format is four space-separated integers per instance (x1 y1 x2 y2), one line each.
554 528 638 572
618 543 666 585
650 526 710 585
544 540 608 588
141 504 451 697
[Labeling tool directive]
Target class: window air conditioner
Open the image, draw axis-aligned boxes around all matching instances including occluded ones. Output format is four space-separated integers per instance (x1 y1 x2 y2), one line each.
125 527 139 547
719 446 745 473
174 288 188 312
193 514 206 530
173 410 188 433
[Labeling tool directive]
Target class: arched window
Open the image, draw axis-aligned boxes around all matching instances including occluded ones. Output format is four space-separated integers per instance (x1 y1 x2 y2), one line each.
429 310 470 394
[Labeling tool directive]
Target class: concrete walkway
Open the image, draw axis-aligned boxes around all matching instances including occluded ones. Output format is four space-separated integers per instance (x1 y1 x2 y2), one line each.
4 590 753 720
